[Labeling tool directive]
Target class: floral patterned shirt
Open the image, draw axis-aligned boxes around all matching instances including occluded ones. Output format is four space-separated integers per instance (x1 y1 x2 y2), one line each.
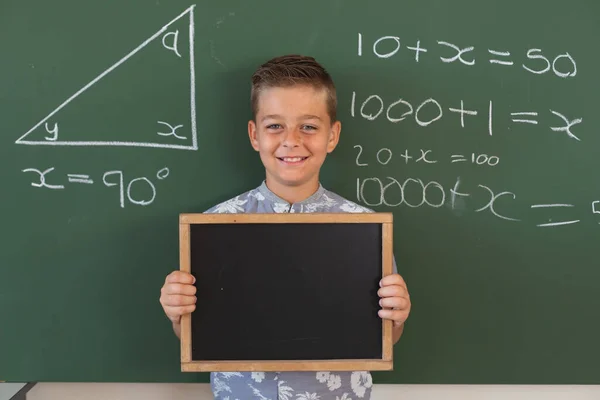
204 181 396 400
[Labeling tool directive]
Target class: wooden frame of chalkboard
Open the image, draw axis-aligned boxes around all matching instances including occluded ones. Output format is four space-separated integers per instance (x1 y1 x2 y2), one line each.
179 213 394 372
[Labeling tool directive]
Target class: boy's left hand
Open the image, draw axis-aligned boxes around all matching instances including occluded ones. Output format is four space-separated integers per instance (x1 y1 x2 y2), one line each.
378 274 411 327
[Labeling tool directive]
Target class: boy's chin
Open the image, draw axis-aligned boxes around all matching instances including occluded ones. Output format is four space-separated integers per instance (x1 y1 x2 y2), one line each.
270 174 316 188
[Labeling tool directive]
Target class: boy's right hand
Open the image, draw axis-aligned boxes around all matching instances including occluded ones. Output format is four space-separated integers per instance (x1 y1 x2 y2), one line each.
159 271 197 325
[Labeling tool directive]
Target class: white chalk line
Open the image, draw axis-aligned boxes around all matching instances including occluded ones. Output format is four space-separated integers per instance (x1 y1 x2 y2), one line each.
512 119 538 124
511 112 538 116
69 178 94 184
537 220 580 227
16 140 197 150
531 204 574 208
189 6 198 151
489 60 514 66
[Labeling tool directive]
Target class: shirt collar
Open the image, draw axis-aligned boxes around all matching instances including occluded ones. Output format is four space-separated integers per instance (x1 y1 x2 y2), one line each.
258 180 326 206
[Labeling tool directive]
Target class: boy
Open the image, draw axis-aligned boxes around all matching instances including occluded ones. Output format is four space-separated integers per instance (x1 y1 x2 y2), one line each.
160 55 411 399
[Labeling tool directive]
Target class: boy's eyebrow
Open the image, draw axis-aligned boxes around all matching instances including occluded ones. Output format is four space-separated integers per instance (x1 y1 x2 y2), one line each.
299 114 323 121
261 114 323 122
261 114 282 122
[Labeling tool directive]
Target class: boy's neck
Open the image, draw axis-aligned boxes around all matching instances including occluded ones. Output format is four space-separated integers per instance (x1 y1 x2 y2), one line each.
264 177 320 204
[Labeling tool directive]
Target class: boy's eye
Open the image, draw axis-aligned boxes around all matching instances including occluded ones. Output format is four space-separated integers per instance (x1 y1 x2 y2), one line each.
266 124 282 130
302 125 317 131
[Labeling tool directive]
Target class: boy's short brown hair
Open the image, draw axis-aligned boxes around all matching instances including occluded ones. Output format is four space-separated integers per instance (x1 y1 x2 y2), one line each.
250 54 338 123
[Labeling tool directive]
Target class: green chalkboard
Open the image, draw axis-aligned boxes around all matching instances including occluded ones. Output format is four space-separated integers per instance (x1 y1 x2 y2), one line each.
1 0 599 384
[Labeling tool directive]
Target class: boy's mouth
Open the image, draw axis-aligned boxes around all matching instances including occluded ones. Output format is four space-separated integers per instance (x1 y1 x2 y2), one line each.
277 156 308 164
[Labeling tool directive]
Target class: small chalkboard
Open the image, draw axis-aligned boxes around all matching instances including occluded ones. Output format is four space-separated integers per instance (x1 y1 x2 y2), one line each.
178 213 394 372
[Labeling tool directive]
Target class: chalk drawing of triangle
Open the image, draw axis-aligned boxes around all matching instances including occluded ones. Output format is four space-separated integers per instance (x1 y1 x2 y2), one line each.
16 5 197 150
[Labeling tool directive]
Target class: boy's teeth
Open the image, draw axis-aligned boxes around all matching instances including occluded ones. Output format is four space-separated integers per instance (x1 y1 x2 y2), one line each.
283 157 304 162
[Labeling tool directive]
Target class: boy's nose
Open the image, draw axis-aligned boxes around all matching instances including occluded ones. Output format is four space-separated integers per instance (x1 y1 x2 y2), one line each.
282 129 301 147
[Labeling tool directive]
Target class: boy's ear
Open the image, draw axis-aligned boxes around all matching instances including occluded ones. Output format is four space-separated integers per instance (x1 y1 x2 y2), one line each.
326 120 342 153
248 120 259 151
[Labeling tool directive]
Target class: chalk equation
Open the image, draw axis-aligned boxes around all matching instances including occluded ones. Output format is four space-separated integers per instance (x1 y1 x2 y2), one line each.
354 145 500 167
351 92 583 141
21 167 170 208
357 33 577 79
356 176 600 228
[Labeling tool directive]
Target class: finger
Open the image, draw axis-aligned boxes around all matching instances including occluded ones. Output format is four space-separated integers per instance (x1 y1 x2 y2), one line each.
166 271 196 284
161 294 197 307
378 285 408 299
164 305 196 320
379 296 410 310
162 283 197 296
378 309 409 324
380 273 406 288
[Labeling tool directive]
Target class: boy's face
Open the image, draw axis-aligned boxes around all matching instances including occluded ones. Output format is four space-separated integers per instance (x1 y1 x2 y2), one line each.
248 84 341 191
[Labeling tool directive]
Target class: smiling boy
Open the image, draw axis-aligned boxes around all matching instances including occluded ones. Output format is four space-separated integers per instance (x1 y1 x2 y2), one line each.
160 54 411 399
